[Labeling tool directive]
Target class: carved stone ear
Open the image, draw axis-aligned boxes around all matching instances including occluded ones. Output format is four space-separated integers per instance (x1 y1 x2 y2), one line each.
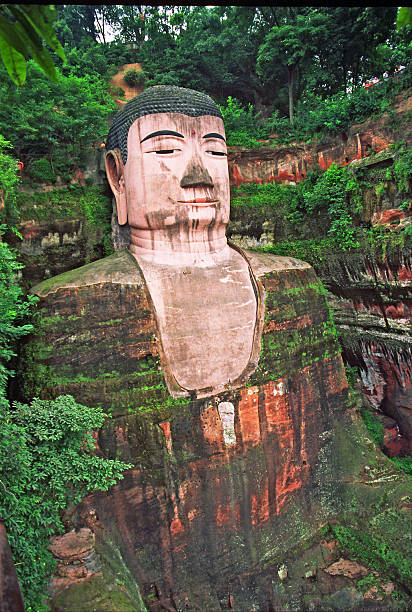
105 150 127 225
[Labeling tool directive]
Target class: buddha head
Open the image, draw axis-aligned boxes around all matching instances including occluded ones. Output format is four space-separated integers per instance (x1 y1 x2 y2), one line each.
105 86 230 257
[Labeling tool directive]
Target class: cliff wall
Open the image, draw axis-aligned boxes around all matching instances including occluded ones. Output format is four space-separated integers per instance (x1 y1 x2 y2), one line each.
21 250 407 610
228 88 412 187
225 95 412 453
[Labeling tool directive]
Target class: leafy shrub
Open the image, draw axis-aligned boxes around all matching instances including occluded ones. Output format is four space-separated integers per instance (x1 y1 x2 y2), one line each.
259 237 338 268
345 365 358 391
393 146 412 193
367 223 411 261
110 85 126 100
218 96 262 147
0 60 117 173
226 131 263 149
231 182 299 210
0 394 132 611
297 91 353 135
0 135 20 225
263 109 298 143
331 520 412 589
391 456 412 475
0 236 38 392
27 157 55 182
360 405 384 447
302 164 359 250
123 69 146 87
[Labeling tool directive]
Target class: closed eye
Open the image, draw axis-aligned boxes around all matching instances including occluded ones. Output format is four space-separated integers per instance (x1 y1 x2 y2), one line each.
155 149 177 154
206 151 227 156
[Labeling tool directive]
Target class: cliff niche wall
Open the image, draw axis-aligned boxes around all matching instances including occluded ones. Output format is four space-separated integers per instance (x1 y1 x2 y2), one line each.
319 251 412 455
227 123 412 455
228 88 412 187
22 249 411 611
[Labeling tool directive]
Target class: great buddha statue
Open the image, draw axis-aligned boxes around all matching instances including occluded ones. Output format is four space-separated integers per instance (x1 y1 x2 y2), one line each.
27 86 369 611
104 85 264 398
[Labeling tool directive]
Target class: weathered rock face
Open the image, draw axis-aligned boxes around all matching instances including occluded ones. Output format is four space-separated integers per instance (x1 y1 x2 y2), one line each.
228 219 412 453
9 218 106 288
323 252 412 453
11 179 113 287
228 88 412 187
24 248 375 610
228 136 412 453
0 521 25 612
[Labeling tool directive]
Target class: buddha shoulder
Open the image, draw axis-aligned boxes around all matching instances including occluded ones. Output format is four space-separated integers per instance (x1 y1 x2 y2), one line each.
242 249 312 281
30 249 142 298
30 247 312 299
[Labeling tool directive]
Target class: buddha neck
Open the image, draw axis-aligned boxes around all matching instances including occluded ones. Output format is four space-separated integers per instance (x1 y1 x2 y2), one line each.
129 225 229 266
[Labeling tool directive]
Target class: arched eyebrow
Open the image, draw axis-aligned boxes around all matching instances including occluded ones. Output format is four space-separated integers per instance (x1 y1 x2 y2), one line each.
203 133 226 142
140 130 184 143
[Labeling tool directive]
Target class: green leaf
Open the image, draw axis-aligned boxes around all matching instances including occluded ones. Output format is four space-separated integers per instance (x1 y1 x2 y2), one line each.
0 17 29 59
7 15 57 82
27 39 57 81
0 37 26 85
397 7 412 29
7 6 45 54
20 5 66 62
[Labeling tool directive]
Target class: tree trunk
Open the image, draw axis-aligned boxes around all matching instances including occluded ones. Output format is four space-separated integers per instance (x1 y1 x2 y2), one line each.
101 12 106 44
353 57 359 89
288 64 295 126
342 62 347 94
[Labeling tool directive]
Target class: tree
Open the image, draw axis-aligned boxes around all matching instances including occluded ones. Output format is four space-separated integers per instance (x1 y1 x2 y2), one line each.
0 59 117 169
139 6 265 107
0 4 65 85
0 394 131 611
257 8 331 125
0 135 20 226
104 5 146 50
319 7 397 92
397 7 412 29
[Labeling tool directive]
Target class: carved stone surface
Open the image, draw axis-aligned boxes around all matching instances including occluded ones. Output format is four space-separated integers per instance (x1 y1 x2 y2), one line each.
27 247 370 609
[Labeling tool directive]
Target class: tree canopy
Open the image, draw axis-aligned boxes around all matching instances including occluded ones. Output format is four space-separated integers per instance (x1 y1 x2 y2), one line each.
1 4 410 171
54 5 404 119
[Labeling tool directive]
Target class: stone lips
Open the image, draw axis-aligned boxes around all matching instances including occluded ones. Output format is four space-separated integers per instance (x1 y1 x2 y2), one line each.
106 85 223 164
27 248 356 609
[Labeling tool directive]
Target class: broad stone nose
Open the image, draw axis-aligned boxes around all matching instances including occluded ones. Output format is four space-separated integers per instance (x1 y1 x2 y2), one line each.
180 161 214 188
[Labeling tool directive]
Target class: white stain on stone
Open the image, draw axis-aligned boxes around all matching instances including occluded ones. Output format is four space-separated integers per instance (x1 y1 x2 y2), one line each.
273 381 285 396
217 401 236 446
219 275 236 284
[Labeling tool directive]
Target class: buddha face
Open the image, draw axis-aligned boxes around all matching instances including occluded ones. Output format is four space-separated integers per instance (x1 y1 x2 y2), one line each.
106 112 230 235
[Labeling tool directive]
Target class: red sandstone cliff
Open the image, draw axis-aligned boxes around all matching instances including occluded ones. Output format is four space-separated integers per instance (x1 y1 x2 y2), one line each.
21 249 411 610
228 89 412 187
